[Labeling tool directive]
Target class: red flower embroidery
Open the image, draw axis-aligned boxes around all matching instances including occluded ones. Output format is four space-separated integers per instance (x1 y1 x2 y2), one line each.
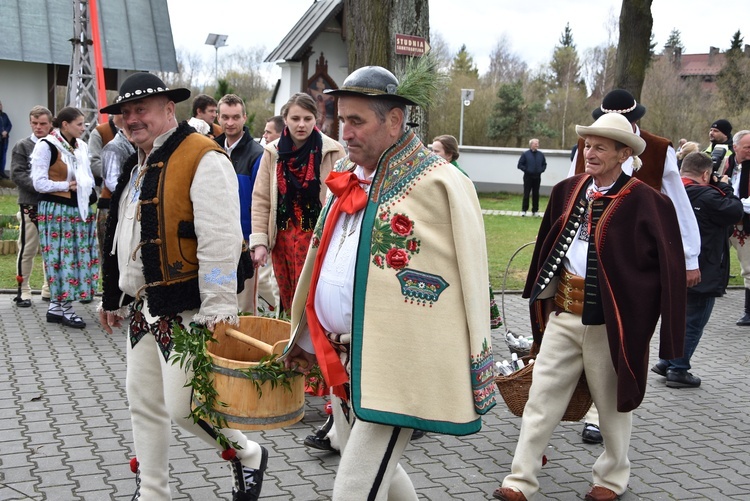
390 214 413 236
374 255 384 267
406 239 419 252
386 248 409 269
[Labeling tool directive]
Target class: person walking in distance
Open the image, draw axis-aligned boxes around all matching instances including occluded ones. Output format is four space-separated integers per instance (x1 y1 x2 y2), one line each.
517 138 546 216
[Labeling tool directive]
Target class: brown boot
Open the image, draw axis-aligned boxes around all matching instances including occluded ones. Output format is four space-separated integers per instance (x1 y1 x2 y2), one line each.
492 486 527 501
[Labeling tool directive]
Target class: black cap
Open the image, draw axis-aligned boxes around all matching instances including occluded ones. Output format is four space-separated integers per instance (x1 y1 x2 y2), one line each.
710 119 732 137
592 89 647 123
100 72 191 115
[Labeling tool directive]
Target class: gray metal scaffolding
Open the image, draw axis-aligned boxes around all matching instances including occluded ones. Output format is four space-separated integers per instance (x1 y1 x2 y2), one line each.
66 0 99 140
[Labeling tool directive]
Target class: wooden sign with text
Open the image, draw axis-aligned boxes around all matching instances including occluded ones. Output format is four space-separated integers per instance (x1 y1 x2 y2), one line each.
395 34 430 56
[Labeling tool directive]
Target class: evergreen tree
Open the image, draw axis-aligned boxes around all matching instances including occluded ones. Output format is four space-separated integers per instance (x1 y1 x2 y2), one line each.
717 30 749 112
547 24 587 148
450 45 479 79
487 81 554 147
663 28 685 54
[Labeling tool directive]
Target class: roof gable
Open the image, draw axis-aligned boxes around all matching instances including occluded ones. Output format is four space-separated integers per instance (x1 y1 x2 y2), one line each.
265 0 343 63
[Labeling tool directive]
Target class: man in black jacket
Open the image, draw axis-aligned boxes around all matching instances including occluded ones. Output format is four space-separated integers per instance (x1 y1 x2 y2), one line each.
10 106 53 306
216 94 264 313
517 138 546 216
652 152 743 388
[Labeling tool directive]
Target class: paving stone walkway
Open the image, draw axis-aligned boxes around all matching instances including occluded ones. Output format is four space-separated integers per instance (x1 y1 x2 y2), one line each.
1 289 748 500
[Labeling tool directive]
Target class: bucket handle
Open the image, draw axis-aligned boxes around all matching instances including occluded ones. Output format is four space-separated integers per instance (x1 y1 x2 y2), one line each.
225 327 276 355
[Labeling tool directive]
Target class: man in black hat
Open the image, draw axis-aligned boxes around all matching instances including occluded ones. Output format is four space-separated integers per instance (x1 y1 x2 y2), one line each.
569 88 700 444
97 72 266 501
704 118 734 174
283 65 497 499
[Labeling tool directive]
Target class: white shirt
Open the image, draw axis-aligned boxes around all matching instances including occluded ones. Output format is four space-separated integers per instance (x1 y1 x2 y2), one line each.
314 165 374 335
564 178 616 277
570 126 700 270
728 163 750 214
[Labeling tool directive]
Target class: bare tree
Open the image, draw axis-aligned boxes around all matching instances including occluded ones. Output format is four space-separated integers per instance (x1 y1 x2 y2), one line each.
614 0 653 100
485 34 528 89
428 31 452 73
641 56 715 145
343 0 431 137
344 0 429 75
582 8 618 100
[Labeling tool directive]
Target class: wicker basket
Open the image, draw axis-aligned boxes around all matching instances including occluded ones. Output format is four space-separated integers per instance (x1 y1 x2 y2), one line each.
495 356 593 421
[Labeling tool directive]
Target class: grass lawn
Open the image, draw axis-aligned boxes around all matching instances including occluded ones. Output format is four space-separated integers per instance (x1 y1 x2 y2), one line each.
0 192 743 293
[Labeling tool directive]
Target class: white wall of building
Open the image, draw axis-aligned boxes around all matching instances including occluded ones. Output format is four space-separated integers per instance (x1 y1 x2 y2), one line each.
272 31 348 117
459 146 574 194
0 61 50 146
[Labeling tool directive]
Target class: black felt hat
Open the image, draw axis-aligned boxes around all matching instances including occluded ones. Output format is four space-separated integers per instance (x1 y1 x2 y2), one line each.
324 66 419 106
591 89 647 123
100 72 191 114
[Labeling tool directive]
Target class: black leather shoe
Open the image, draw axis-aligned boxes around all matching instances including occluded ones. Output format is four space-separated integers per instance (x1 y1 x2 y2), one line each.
13 297 32 308
411 429 426 440
304 434 335 451
47 312 86 329
582 422 603 444
650 361 667 377
737 313 750 326
666 370 701 388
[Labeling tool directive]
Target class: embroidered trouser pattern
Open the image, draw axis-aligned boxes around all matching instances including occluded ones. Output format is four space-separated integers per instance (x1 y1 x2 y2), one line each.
15 205 49 299
126 302 258 500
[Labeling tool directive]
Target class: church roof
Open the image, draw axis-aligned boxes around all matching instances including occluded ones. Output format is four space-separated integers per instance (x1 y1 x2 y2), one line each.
264 0 343 63
0 0 178 72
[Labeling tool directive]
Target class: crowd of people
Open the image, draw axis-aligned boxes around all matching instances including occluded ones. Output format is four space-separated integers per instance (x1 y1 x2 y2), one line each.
2 66 748 501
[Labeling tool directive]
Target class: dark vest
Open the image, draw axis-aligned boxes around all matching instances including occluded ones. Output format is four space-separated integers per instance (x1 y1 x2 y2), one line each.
575 129 670 191
530 173 633 325
101 122 229 316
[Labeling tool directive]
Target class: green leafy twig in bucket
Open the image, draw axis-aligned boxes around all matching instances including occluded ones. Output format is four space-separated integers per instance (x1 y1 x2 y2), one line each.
170 321 302 449
170 321 237 450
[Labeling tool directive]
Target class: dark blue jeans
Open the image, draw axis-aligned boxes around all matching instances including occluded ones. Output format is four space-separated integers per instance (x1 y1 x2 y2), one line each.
661 294 715 372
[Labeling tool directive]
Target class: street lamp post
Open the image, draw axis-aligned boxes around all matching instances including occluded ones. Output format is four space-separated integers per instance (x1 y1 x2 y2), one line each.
459 88 475 146
205 33 228 82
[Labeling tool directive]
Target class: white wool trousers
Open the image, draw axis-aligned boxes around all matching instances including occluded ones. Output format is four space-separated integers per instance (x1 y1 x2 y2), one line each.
502 311 632 500
126 329 258 500
330 392 418 501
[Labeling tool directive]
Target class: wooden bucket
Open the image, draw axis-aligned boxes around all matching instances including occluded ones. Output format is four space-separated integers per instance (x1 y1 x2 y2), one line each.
205 316 305 431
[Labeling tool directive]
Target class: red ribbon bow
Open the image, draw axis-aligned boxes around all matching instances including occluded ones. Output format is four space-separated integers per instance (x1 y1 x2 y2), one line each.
325 171 371 214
